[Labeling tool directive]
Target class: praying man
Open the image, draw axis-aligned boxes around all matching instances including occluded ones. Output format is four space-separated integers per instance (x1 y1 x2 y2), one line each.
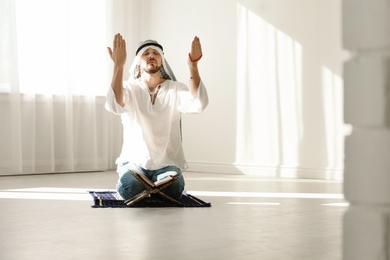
105 34 209 200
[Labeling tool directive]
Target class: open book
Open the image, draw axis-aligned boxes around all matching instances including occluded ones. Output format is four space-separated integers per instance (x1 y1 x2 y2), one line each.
134 172 178 187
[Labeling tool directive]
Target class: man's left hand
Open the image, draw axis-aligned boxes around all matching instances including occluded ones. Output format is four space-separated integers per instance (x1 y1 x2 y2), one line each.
189 36 203 63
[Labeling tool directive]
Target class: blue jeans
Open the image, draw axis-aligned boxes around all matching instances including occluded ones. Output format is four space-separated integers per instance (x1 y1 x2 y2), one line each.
116 162 185 200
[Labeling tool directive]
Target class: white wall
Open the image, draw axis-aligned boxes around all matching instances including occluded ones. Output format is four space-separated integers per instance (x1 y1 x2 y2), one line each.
122 0 349 179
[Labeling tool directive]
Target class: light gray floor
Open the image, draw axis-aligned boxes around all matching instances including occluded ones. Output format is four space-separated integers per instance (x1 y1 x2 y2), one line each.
0 171 347 260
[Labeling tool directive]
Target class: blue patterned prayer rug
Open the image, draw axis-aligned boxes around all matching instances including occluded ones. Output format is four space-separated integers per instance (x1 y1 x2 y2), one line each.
89 191 211 208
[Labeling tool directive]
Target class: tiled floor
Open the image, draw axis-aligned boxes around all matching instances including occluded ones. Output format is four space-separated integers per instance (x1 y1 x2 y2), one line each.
0 171 347 260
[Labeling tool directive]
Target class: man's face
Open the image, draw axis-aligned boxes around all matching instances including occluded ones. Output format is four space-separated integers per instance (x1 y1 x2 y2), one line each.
140 47 163 75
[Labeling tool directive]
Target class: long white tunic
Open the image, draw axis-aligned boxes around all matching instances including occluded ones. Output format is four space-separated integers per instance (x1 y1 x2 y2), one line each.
105 79 208 170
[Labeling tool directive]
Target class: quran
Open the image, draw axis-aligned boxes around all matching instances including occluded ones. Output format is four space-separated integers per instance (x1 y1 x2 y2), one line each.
136 172 177 187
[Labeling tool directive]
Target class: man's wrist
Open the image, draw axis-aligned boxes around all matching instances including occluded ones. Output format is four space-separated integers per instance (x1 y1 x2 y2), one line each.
188 53 202 62
114 64 125 70
188 62 199 70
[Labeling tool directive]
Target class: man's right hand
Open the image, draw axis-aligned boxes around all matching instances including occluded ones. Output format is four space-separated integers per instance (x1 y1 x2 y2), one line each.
107 33 127 67
108 33 126 107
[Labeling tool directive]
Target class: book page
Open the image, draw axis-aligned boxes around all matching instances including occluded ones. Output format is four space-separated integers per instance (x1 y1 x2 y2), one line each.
154 176 174 187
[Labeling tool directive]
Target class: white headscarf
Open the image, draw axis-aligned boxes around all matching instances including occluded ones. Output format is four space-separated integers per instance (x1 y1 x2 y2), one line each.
128 39 176 81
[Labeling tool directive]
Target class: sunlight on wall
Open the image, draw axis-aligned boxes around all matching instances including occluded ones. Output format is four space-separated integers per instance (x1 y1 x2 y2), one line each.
14 0 108 96
235 3 303 175
321 66 350 178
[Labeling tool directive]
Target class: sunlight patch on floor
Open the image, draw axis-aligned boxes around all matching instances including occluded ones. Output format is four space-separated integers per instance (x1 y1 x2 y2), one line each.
0 188 345 204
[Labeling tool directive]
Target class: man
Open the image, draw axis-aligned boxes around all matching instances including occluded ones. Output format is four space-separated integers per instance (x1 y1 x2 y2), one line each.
106 34 208 200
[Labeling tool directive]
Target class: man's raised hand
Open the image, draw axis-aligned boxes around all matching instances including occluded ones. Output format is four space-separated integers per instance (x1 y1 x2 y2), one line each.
107 33 127 67
189 36 203 63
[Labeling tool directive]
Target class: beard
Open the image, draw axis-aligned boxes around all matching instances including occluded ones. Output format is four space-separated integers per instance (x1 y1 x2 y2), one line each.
143 63 162 75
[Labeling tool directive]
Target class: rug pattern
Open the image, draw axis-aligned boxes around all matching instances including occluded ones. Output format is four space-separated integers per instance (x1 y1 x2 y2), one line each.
89 191 211 208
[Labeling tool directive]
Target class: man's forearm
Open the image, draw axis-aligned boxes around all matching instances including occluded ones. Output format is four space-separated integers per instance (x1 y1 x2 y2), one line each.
111 65 125 107
189 63 201 97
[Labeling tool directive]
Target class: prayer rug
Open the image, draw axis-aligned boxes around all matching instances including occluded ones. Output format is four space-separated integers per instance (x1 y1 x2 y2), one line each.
89 191 211 208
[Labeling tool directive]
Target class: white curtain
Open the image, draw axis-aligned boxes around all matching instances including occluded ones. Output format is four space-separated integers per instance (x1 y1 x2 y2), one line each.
0 0 122 174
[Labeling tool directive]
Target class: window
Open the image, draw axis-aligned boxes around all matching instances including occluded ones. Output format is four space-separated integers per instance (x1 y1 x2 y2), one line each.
14 0 108 96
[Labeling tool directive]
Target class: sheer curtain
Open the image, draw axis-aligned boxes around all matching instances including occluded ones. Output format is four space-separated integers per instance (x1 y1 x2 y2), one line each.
0 0 122 175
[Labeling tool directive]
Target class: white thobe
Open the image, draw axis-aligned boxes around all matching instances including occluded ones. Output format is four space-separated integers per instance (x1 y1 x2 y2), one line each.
105 79 208 170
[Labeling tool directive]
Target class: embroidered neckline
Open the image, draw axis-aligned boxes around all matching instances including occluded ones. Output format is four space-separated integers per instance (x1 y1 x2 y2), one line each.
149 84 161 105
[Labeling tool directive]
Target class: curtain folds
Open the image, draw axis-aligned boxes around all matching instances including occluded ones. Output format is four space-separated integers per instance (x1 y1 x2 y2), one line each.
0 0 122 175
